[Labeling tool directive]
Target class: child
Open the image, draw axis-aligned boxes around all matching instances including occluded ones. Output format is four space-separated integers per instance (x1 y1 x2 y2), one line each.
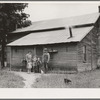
27 61 32 74
32 56 37 73
37 57 42 73
21 58 27 72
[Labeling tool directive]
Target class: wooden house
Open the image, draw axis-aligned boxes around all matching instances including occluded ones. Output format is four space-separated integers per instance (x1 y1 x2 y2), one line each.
7 12 100 72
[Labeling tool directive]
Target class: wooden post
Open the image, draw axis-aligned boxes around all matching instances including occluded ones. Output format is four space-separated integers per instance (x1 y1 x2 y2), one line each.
91 33 93 70
1 39 5 68
9 47 12 71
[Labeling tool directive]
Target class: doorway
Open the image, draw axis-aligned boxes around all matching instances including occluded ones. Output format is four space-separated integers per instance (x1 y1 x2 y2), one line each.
36 46 43 59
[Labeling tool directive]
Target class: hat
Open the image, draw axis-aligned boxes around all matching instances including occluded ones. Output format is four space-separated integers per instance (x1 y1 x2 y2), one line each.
43 48 48 51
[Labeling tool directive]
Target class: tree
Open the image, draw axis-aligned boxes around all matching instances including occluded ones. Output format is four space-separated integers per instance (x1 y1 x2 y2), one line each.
22 20 32 27
0 3 30 67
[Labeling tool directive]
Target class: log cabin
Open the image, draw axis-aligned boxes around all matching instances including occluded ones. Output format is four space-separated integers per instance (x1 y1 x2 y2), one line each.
6 11 100 72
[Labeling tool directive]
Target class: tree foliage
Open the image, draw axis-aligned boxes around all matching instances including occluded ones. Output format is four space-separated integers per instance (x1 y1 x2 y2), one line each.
22 20 32 27
0 3 31 32
0 3 31 67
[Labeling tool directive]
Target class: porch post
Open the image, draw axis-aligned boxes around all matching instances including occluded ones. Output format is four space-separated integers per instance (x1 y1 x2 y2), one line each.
9 47 12 71
91 33 93 70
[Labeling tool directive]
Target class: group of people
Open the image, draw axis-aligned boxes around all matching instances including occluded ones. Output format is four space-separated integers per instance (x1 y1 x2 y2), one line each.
25 48 50 74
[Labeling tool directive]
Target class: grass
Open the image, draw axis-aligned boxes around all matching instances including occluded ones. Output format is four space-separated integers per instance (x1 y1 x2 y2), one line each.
32 74 68 88
0 70 25 88
32 69 100 88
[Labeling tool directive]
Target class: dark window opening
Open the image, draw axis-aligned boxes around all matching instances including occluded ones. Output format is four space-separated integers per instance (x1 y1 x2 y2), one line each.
83 45 86 63
48 48 58 60
50 53 53 60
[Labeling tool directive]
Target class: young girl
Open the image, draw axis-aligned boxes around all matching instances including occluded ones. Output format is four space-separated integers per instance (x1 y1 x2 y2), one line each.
32 56 37 73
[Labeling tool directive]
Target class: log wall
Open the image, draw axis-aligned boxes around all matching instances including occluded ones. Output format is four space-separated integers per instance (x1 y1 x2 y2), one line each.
77 27 98 71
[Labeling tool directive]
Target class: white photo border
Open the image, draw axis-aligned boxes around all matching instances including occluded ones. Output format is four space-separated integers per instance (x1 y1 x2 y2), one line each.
0 1 100 99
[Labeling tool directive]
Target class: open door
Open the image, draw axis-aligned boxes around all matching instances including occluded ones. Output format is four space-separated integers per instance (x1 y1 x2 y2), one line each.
36 46 43 59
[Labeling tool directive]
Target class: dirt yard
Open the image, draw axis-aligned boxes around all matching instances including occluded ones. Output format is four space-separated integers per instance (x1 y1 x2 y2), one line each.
32 69 100 88
13 71 41 88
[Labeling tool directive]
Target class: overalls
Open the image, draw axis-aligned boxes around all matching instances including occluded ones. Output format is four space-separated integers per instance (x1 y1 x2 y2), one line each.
42 53 49 73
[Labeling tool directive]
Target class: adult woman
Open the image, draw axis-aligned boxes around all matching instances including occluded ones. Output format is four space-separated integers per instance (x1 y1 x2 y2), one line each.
26 51 32 74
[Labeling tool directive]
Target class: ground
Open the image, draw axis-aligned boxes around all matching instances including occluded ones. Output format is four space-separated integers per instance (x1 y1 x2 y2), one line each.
13 71 41 88
1 69 100 88
32 69 100 88
0 70 25 88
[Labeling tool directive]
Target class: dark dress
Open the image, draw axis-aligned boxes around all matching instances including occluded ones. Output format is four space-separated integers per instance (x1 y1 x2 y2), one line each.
36 60 41 73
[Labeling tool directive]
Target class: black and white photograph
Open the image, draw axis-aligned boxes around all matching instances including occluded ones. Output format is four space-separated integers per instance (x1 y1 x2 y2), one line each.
1 1 100 89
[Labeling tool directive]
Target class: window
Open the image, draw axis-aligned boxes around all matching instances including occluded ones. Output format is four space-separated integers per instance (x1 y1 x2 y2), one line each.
48 48 57 60
83 45 86 62
15 48 18 52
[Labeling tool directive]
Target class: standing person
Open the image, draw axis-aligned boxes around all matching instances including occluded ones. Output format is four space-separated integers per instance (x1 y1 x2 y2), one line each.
26 51 32 74
32 55 37 73
42 48 50 73
21 58 27 72
37 57 42 73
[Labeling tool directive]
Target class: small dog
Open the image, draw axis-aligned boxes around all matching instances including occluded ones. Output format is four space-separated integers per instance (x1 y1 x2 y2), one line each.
64 78 71 84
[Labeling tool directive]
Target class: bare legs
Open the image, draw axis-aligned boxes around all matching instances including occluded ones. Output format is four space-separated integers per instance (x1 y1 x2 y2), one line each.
27 68 31 74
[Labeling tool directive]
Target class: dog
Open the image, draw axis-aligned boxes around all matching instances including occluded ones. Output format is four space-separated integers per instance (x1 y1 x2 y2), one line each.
64 78 71 84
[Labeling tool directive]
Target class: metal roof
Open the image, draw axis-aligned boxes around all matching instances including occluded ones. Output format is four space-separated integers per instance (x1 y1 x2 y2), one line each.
7 13 99 46
12 13 99 33
7 26 93 46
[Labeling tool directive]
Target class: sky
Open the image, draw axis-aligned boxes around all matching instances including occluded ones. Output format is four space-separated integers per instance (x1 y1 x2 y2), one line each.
24 2 100 22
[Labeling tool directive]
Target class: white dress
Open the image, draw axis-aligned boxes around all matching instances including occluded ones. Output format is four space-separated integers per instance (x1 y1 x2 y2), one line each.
27 62 32 69
26 54 32 69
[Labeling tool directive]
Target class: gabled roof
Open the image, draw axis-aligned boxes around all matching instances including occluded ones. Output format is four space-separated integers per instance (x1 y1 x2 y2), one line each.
7 13 99 46
7 26 93 46
12 13 99 33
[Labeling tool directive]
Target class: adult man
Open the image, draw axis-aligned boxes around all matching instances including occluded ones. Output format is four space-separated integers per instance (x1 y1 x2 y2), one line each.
42 48 50 73
26 51 32 74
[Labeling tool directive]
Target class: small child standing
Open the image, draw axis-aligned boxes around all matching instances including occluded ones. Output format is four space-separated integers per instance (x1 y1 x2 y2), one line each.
32 56 37 73
37 57 42 73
